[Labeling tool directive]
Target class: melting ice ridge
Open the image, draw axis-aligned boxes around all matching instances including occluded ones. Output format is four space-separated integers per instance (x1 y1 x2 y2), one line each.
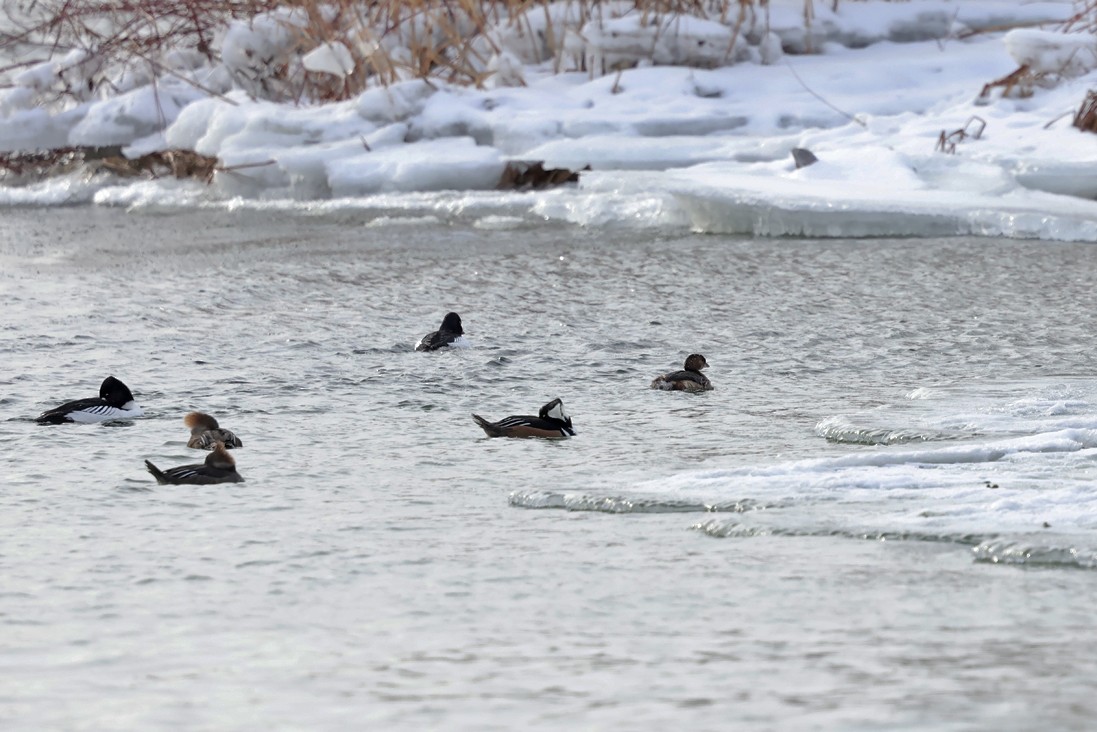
511 381 1097 567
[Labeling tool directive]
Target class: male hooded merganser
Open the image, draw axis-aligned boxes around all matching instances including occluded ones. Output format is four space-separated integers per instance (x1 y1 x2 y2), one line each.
185 411 243 449
651 354 713 392
472 398 576 439
35 376 144 424
145 441 244 485
415 312 464 351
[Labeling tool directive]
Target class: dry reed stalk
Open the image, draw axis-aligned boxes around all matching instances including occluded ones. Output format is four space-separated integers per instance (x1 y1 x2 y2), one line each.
0 0 927 104
1062 0 1097 33
1073 90 1097 133
978 64 1038 101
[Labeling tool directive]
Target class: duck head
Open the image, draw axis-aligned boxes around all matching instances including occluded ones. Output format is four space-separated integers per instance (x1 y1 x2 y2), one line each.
440 312 463 335
684 354 708 372
100 376 136 407
539 398 571 426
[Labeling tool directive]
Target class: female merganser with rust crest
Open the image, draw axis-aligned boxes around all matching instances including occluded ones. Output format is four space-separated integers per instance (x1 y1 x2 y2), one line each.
185 411 243 449
416 312 464 351
145 442 244 485
35 376 144 424
651 354 713 392
472 398 576 439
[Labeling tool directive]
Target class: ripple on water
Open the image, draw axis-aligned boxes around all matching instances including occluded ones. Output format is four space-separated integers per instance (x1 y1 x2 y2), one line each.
814 416 972 446
508 490 779 514
972 539 1097 569
9 210 1097 730
690 519 992 546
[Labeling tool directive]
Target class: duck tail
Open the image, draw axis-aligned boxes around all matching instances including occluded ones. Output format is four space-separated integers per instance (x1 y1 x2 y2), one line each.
472 414 503 437
145 460 169 485
35 410 67 424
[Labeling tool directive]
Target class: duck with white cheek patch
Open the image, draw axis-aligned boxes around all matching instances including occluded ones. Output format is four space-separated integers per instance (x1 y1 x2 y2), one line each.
472 398 576 439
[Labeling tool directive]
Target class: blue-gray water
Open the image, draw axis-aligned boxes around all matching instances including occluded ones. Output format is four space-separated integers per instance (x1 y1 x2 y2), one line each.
4 206 1097 730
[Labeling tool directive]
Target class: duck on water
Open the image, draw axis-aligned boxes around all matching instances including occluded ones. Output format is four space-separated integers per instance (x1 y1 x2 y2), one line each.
35 376 144 424
145 441 244 485
416 312 464 351
185 411 243 450
472 398 576 439
651 354 713 393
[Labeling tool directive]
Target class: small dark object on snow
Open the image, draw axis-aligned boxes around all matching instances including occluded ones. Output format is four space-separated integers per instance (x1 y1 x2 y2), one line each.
791 148 818 169
497 160 584 190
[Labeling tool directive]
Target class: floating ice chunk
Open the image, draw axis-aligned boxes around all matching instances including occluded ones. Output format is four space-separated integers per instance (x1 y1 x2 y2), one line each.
303 42 355 78
1004 28 1097 76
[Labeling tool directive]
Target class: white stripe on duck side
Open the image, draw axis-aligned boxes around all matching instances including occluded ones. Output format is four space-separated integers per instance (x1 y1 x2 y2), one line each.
66 402 144 424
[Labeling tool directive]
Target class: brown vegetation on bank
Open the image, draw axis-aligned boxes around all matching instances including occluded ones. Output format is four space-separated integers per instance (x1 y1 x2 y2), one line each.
0 0 804 104
0 146 218 182
0 145 587 190
1 1 1091 184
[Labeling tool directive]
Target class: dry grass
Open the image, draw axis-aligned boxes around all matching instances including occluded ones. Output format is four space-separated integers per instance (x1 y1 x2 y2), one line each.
2 0 1086 106
0 0 275 102
935 115 985 154
0 145 217 182
1074 90 1097 133
0 0 804 103
1061 0 1097 33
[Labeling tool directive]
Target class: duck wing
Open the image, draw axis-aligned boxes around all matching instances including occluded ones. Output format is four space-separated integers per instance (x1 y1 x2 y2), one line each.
36 397 109 424
416 329 459 352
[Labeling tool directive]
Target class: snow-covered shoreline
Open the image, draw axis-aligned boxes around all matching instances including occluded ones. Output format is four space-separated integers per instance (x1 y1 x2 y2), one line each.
3 0 1097 241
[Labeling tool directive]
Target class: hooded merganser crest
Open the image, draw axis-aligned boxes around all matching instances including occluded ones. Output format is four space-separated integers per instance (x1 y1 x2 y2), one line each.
145 441 244 485
35 376 144 424
416 312 464 351
472 398 576 439
651 354 713 392
185 411 243 450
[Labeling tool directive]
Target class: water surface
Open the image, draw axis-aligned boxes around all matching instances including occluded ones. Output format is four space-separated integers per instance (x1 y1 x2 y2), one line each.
3 207 1097 730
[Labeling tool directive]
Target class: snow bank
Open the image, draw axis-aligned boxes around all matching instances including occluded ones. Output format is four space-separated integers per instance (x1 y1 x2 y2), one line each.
3 0 1097 242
